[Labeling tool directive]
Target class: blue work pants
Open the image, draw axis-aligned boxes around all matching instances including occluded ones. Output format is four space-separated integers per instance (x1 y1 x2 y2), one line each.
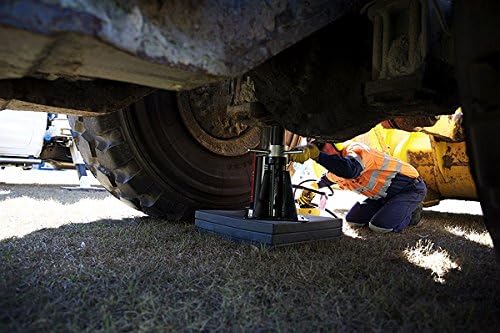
345 179 427 232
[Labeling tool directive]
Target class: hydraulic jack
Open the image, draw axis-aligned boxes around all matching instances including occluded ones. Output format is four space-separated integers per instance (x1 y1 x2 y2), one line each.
195 125 342 246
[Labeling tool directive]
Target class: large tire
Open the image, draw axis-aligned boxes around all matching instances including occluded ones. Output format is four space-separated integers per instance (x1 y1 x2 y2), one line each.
455 0 500 258
69 90 254 220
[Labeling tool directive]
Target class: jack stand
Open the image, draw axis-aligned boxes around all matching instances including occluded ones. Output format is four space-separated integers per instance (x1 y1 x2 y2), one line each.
195 125 342 246
61 141 105 191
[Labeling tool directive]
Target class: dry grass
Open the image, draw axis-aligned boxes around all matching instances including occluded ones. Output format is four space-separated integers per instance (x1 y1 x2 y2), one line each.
0 185 143 239
404 239 461 284
0 182 499 332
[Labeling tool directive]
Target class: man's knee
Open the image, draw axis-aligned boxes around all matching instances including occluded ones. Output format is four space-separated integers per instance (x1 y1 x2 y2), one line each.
346 220 368 228
368 222 393 233
344 209 359 223
345 202 369 226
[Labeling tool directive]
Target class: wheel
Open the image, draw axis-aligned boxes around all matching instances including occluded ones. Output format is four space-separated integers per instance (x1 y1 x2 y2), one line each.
455 0 500 258
69 86 260 220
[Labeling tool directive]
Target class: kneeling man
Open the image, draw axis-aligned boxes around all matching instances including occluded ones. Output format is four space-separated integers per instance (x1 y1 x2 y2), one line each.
291 141 427 233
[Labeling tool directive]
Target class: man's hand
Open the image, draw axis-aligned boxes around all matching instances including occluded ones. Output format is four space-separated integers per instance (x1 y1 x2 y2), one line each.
289 144 320 164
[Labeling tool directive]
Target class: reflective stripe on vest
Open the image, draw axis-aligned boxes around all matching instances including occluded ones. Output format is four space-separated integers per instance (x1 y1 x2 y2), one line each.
376 160 403 198
326 144 417 199
366 156 391 190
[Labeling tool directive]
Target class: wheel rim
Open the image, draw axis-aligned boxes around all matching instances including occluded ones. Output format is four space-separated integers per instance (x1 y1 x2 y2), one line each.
177 82 260 157
121 90 253 208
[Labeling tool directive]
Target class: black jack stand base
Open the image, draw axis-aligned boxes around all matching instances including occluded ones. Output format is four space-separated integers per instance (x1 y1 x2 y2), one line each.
195 210 342 246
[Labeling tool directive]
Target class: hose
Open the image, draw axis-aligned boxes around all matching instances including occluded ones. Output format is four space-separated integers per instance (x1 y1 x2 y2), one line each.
292 180 339 219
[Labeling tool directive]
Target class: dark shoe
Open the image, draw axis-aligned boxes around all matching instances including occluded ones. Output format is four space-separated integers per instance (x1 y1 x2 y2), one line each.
409 203 423 226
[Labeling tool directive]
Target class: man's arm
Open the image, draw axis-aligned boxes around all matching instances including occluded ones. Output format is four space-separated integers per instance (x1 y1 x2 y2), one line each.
317 152 363 179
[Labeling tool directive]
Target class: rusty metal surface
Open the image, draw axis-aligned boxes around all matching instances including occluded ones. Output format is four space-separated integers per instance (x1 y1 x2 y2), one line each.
0 0 366 89
250 13 376 141
407 139 477 203
382 109 465 141
359 0 456 139
177 91 260 157
381 116 438 131
419 109 465 141
184 82 250 140
366 0 453 81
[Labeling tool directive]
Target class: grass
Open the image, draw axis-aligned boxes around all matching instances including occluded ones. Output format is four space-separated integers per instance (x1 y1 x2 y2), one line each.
404 239 460 284
0 184 499 332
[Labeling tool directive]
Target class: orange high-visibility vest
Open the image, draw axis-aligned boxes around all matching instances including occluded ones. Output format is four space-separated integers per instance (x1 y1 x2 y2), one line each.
326 142 419 199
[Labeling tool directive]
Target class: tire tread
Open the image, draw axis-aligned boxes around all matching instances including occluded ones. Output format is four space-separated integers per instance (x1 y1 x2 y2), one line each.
69 114 187 220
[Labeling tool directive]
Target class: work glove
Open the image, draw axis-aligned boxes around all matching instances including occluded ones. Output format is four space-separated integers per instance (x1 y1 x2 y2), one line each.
288 144 320 164
297 182 318 208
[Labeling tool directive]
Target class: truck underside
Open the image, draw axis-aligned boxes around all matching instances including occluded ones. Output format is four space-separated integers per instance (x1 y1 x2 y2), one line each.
0 0 499 256
0 0 366 105
0 0 456 138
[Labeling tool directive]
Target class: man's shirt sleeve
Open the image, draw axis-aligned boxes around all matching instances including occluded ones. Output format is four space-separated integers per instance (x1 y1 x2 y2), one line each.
317 152 363 179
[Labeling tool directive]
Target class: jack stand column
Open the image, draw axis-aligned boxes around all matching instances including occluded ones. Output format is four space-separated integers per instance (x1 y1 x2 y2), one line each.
252 125 297 221
195 125 342 246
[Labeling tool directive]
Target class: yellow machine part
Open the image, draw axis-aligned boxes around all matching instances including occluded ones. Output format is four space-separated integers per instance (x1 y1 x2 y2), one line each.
310 110 477 206
297 207 321 216
354 112 477 206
